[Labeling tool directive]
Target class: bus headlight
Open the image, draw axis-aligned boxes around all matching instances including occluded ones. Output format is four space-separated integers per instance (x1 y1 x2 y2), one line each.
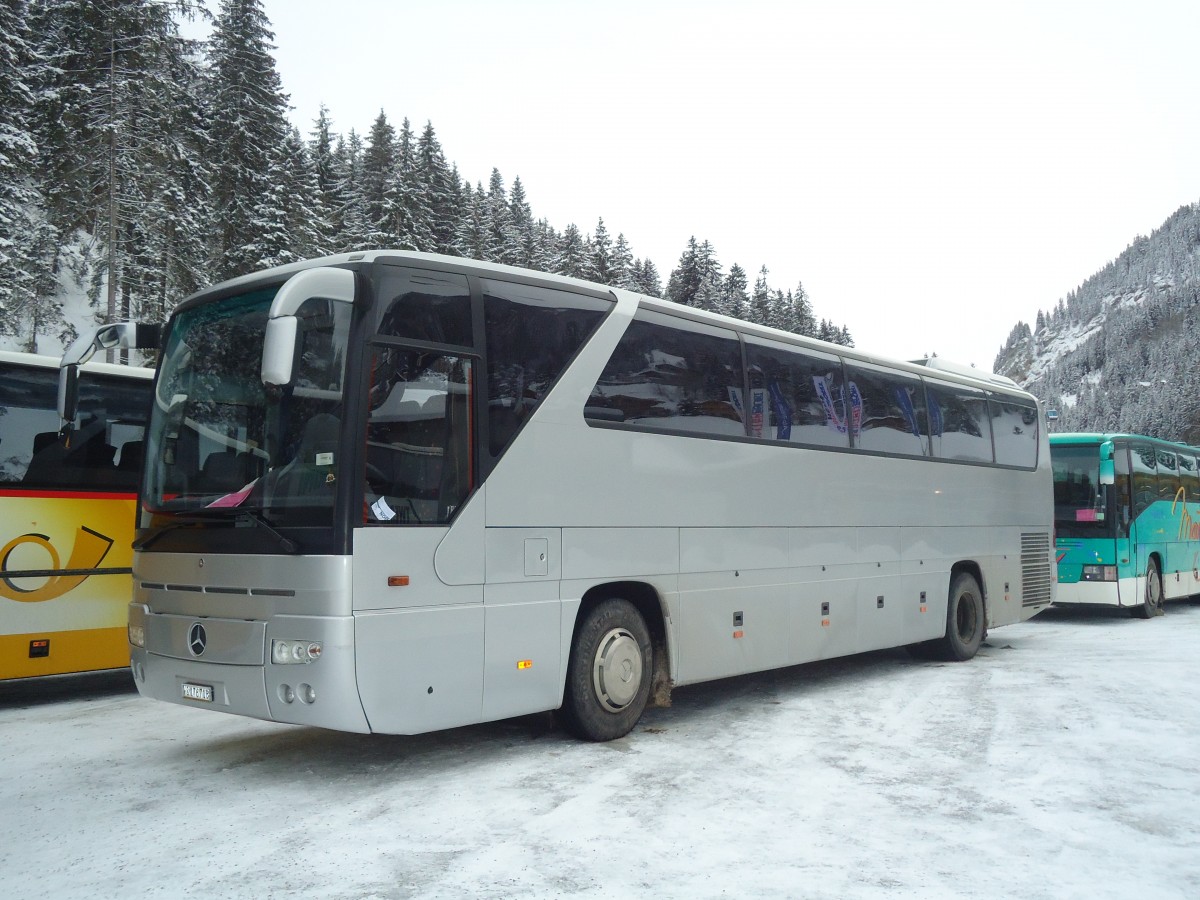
271 639 322 664
128 623 145 648
1081 565 1117 582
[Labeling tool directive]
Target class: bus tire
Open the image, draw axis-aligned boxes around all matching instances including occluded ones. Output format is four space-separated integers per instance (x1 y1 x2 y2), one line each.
932 572 985 661
557 598 652 742
1131 559 1164 619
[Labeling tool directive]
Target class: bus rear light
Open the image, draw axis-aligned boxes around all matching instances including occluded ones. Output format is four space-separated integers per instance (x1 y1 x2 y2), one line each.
271 639 322 664
1081 565 1117 582
128 624 145 648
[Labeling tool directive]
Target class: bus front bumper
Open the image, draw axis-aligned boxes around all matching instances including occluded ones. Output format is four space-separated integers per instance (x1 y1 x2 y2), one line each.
128 604 370 733
1053 578 1129 607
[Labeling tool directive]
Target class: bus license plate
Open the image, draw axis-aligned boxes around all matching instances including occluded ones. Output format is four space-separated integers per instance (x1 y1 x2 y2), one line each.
181 683 214 702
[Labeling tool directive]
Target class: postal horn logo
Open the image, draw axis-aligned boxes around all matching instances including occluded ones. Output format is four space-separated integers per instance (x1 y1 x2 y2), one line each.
0 526 115 603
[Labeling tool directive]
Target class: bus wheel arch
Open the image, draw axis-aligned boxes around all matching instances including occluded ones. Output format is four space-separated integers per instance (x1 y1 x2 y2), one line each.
557 582 669 741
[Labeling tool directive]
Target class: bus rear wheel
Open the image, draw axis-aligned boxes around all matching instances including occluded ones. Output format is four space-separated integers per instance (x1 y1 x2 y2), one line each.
557 598 652 741
1132 559 1164 619
932 572 985 661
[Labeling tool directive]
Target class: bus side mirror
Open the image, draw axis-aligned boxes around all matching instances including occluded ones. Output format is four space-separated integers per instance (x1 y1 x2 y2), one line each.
261 267 356 386
1098 440 1115 486
58 322 161 437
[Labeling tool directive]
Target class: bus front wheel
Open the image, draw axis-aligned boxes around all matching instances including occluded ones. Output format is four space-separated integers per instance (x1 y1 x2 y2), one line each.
1132 559 1164 619
557 598 652 741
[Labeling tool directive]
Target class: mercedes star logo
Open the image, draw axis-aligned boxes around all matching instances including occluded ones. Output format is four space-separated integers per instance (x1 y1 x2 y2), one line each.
187 622 207 657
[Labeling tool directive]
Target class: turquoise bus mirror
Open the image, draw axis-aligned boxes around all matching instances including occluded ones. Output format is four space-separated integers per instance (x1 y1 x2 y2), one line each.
1098 440 1115 486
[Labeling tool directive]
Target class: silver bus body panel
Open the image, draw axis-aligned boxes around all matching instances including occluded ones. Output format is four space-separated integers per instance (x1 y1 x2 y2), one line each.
131 553 370 732
128 256 1054 736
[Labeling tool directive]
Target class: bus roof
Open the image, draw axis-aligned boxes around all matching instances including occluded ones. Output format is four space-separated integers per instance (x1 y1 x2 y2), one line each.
175 249 1038 403
1050 432 1200 453
0 348 154 379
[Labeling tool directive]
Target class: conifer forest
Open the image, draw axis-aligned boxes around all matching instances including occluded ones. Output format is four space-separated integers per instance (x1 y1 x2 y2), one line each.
0 0 853 355
5 1 1199 446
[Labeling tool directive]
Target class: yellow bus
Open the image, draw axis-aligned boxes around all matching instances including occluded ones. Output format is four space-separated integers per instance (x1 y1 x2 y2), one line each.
0 350 152 679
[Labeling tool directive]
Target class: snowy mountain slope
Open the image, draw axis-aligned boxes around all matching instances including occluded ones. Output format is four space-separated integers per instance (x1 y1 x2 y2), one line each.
993 200 1200 443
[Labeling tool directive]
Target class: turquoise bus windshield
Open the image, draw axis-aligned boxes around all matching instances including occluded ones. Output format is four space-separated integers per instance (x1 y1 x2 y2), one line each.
1052 444 1115 538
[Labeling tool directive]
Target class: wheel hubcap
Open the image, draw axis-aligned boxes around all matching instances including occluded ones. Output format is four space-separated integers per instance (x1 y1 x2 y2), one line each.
956 593 978 641
593 627 642 712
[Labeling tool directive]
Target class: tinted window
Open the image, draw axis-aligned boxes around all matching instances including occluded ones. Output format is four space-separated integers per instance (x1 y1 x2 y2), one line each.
1183 454 1200 503
2 363 148 491
743 339 848 448
926 383 993 462
376 266 473 347
482 279 612 455
1130 444 1157 519
845 365 928 457
587 311 744 437
990 395 1039 468
1156 449 1180 500
364 348 474 524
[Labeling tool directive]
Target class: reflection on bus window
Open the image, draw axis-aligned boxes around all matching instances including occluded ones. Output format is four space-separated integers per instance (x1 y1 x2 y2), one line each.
1130 444 1158 520
1156 449 1180 500
926 384 992 463
483 279 611 456
586 311 744 437
845 364 929 457
743 340 849 448
1 365 148 492
990 397 1039 468
364 348 474 525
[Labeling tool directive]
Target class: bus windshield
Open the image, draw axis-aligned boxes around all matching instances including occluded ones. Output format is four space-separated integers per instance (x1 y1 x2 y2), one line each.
1052 444 1114 537
142 286 351 527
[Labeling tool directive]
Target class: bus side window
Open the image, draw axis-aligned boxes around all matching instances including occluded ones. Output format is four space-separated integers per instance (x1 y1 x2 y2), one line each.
364 348 474 525
844 364 929 457
482 278 612 457
989 396 1039 468
742 339 849 448
1156 449 1181 501
1186 455 1200 504
586 311 743 438
924 383 992 463
1130 444 1157 520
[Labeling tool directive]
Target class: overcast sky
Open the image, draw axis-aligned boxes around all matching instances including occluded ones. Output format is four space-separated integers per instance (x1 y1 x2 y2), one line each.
246 0 1200 371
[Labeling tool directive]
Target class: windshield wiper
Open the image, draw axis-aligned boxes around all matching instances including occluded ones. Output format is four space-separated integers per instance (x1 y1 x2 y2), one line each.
133 506 301 554
234 508 300 554
133 520 198 552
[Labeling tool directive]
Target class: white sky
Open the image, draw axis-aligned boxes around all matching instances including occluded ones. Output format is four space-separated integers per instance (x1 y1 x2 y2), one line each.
249 0 1200 370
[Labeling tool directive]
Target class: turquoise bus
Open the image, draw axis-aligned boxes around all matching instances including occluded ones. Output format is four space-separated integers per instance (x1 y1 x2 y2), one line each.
1051 432 1200 618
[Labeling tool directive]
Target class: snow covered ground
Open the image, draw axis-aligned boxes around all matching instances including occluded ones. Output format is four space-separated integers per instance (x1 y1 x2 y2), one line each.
3 603 1199 900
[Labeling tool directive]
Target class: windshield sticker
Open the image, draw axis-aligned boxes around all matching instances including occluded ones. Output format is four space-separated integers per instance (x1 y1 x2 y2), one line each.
370 496 397 522
207 480 257 509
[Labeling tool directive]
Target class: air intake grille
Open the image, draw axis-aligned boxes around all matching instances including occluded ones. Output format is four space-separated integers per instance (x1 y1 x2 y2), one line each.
1021 532 1053 606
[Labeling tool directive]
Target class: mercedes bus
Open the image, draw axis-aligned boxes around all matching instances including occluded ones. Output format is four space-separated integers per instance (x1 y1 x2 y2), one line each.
61 251 1054 739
